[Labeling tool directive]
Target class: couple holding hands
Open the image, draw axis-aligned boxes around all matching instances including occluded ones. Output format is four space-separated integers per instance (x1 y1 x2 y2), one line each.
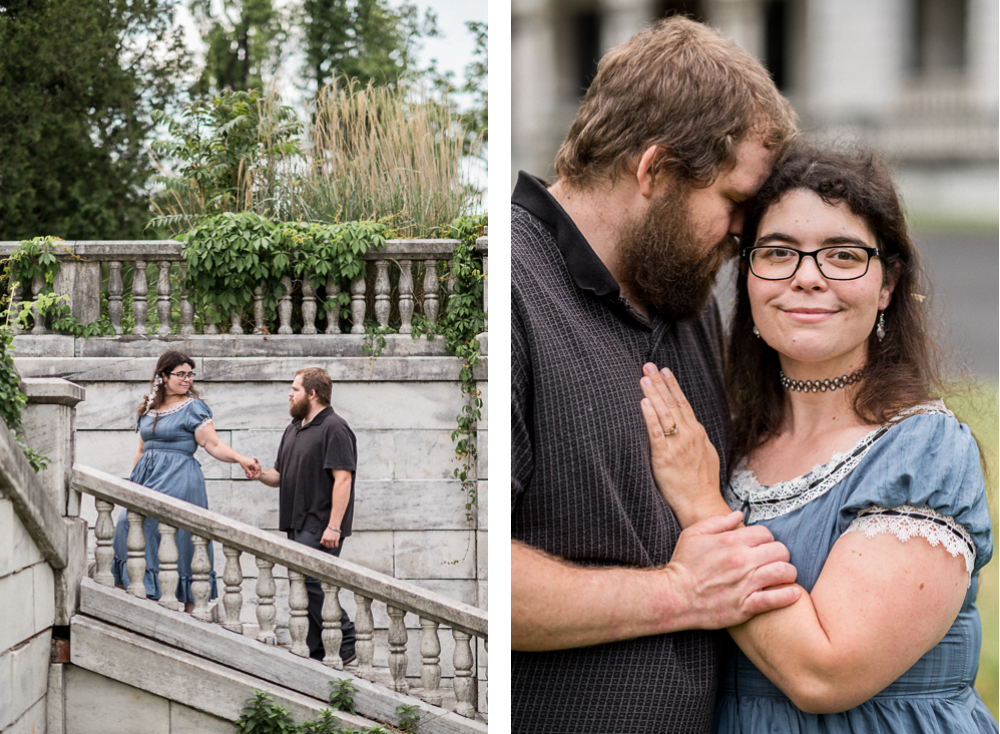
111 352 357 662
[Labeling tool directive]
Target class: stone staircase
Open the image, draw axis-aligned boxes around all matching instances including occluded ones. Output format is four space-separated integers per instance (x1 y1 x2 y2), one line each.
63 579 486 733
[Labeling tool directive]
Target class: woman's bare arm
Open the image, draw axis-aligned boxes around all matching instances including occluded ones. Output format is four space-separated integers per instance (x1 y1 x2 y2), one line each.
729 530 967 713
195 422 259 475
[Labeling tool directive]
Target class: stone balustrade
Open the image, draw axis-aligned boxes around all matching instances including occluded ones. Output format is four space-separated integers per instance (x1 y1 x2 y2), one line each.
0 239 487 338
73 463 487 718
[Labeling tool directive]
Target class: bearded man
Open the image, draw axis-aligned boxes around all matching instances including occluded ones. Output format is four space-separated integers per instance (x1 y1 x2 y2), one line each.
252 367 357 664
512 17 802 733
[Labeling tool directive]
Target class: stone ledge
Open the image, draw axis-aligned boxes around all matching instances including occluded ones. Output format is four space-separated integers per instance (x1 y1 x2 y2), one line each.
12 333 459 359
19 377 86 406
15 355 480 382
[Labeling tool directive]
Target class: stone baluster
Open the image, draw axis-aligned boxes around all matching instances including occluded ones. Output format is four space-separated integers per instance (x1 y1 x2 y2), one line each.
288 570 310 657
422 260 440 324
398 261 414 333
179 263 194 335
157 524 181 611
132 260 148 335
204 309 219 335
93 499 116 586
222 546 243 634
255 557 277 644
8 267 23 335
156 261 172 335
277 276 293 334
349 272 366 334
190 535 212 621
125 510 147 598
229 309 243 335
373 260 390 328
320 582 343 669
354 593 375 681
324 277 341 334
387 605 408 692
30 274 47 334
419 617 442 706
452 630 476 717
108 261 124 335
253 287 266 334
301 278 318 334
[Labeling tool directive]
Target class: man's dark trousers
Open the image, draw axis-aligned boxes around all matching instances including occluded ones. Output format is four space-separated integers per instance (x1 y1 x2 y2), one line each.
287 527 357 660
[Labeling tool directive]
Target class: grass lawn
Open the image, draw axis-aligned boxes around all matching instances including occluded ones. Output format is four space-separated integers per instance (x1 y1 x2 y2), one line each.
947 381 998 719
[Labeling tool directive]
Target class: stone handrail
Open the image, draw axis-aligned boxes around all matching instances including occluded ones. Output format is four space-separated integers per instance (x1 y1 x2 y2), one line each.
0 413 68 569
72 463 486 716
0 238 487 338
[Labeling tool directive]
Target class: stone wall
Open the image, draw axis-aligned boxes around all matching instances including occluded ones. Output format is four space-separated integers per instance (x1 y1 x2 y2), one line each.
51 666 234 734
15 349 488 641
0 492 53 734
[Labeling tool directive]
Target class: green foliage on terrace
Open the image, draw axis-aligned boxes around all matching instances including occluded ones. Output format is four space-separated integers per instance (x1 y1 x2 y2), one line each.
179 213 389 328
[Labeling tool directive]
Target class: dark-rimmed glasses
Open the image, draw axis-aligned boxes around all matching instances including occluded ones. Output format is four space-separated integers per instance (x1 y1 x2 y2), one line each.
743 245 880 281
168 371 196 381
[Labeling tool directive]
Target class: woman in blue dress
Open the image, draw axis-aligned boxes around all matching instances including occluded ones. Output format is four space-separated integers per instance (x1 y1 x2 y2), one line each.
639 144 996 732
113 350 260 612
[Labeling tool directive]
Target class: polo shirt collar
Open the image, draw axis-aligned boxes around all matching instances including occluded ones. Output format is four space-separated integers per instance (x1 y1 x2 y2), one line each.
297 406 332 430
512 172 621 300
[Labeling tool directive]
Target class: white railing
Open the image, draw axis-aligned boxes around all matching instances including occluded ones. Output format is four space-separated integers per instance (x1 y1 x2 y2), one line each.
0 238 487 337
73 464 487 718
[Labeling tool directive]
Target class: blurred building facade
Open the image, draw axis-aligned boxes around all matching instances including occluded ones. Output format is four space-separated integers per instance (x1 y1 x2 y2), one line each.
512 0 999 221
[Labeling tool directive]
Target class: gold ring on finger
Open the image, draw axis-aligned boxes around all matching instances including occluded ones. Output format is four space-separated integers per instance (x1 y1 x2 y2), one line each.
664 424 679 437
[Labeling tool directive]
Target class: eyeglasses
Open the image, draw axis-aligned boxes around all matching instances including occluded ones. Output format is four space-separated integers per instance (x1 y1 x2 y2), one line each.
168 371 196 381
743 244 880 281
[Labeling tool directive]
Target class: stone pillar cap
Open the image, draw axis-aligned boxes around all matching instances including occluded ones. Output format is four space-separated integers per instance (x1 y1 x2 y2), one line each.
20 377 87 406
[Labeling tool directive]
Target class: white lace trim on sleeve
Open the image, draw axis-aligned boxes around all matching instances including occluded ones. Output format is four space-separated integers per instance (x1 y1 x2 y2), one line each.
843 504 976 580
195 417 214 430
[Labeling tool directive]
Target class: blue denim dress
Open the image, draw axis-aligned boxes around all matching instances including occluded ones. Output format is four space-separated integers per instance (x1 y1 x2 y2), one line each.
112 398 218 603
714 405 997 733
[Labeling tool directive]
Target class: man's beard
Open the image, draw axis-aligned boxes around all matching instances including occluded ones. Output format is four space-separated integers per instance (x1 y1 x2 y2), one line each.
617 180 737 321
289 395 310 421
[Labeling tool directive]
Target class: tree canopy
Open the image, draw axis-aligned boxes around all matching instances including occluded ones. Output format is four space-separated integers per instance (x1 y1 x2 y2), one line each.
0 0 189 240
0 0 486 240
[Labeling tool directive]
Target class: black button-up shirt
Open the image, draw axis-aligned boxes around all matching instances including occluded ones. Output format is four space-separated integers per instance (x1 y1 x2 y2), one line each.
512 172 730 734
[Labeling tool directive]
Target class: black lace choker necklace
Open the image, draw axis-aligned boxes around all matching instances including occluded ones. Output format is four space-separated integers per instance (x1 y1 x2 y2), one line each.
779 369 863 393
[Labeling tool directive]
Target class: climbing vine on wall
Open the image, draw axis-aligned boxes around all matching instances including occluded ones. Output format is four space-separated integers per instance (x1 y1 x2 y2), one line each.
421 214 487 520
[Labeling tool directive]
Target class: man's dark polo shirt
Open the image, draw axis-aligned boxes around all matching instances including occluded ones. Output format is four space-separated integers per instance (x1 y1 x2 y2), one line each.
511 172 731 734
276 406 357 536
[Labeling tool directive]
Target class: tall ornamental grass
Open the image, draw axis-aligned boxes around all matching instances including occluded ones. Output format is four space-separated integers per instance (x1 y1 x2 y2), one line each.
151 81 481 237
294 79 480 236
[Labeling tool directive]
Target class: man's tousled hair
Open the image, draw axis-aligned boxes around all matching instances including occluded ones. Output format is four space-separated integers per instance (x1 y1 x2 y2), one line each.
296 367 332 406
554 16 797 189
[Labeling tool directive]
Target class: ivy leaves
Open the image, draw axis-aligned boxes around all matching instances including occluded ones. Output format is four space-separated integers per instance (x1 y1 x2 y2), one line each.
433 214 487 519
180 213 390 329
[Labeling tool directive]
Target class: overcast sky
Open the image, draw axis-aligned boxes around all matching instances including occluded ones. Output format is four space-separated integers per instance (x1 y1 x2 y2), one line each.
176 0 487 108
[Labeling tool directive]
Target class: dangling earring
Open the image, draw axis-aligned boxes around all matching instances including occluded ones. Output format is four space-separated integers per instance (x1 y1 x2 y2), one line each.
876 311 886 342
752 324 761 339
